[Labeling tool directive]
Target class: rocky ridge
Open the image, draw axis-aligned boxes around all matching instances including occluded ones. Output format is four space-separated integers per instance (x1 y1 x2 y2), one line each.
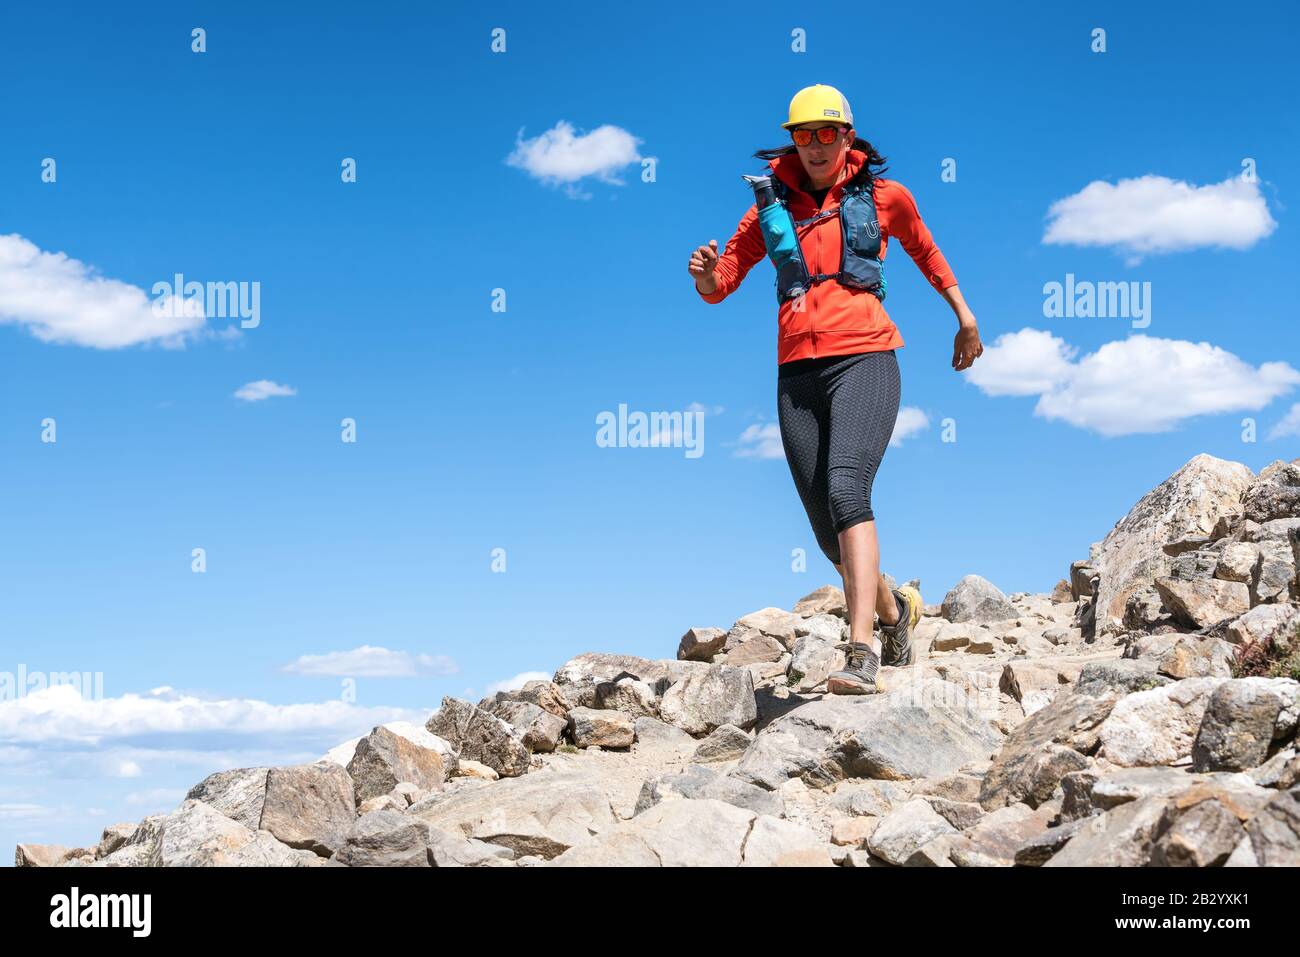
16 453 1300 868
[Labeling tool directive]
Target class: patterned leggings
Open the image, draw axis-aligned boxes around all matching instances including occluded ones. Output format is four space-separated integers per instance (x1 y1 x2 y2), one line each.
777 350 901 567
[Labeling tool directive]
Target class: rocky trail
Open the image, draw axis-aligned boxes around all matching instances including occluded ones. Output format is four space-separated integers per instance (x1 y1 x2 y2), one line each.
17 454 1300 868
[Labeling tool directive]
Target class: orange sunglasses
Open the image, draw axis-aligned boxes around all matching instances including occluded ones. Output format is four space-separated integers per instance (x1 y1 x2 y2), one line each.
790 126 846 147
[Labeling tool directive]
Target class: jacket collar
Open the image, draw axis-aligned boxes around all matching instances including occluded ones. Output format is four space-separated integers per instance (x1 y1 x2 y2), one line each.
769 147 868 197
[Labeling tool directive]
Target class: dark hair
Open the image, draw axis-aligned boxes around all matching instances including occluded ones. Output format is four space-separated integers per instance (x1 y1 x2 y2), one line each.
753 133 889 179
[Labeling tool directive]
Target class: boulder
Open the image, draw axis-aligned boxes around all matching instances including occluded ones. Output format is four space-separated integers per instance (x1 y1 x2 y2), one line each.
941 575 1018 624
407 769 617 859
1097 677 1225 767
567 706 635 749
979 690 1119 810
1093 454 1254 637
592 677 660 718
332 810 431 867
658 664 757 736
1192 677 1300 772
549 798 757 867
425 696 531 777
793 585 848 619
788 635 845 692
691 723 753 763
347 725 446 806
867 799 958 866
634 763 782 817
1155 577 1250 630
551 653 705 708
183 766 269 831
260 762 356 855
677 627 727 662
740 816 835 867
1239 786 1300 865
152 800 318 867
1241 460 1300 524
732 677 1002 792
725 607 799 652
481 698 568 752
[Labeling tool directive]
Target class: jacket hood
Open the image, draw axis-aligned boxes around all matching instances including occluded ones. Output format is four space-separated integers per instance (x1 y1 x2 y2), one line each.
769 147 869 195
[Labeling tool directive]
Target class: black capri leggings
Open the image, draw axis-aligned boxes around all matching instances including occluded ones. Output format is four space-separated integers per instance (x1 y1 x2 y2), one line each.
777 349 901 567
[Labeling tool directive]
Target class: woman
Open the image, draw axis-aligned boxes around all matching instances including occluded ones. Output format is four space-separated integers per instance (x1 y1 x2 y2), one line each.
688 84 984 695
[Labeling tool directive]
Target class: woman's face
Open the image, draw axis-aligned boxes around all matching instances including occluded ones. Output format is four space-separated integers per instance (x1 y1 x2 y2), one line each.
793 122 853 187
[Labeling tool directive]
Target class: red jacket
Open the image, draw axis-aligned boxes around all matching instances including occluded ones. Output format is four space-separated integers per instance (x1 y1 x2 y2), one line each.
698 148 957 363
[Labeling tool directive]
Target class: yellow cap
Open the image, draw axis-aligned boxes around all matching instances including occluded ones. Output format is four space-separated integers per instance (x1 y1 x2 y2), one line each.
782 84 854 130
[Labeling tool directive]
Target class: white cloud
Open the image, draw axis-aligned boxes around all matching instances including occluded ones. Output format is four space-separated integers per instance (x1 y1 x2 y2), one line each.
1268 402 1300 440
734 422 785 460
889 406 930 446
280 645 459 678
114 759 142 779
966 328 1078 397
234 379 296 402
482 671 552 698
0 233 212 348
1043 175 1277 259
0 684 426 745
506 121 643 197
969 329 1300 436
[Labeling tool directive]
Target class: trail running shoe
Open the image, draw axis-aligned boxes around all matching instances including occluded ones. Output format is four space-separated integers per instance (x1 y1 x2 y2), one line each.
826 641 880 695
880 584 922 668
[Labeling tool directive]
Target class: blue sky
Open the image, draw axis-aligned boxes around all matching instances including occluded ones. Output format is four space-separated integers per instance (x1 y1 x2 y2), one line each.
1 2 1297 855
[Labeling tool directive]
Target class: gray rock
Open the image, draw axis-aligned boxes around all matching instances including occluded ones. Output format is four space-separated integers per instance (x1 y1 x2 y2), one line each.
794 613 848 643
980 690 1119 810
260 762 356 856
549 798 757 867
183 766 269 831
426 827 516 867
1097 677 1225 767
1192 678 1300 772
867 799 958 866
567 706 635 749
677 627 727 662
1240 786 1300 865
924 796 985 830
691 723 753 763
1155 577 1250 630
793 585 848 619
632 716 696 751
152 800 318 867
1226 603 1299 647
733 678 1003 792
725 607 799 652
347 725 446 806
1156 635 1235 679
482 698 568 753
96 823 136 860
659 663 757 736
408 769 617 859
941 575 1018 624
788 635 845 692
1043 796 1171 866
1093 454 1254 637
724 634 787 666
1075 659 1170 696
634 763 782 817
552 652 705 708
333 810 431 867
425 696 531 777
740 816 835 867
1241 459 1300 524
1013 816 1093 865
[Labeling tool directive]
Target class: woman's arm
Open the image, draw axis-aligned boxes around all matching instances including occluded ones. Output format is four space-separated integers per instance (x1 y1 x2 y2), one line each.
690 204 766 303
939 285 983 371
884 181 983 371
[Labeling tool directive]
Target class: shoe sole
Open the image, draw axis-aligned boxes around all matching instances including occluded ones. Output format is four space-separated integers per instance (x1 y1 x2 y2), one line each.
826 675 878 695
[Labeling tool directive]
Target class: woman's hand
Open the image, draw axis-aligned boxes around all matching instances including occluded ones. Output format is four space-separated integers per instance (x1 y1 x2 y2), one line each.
688 239 719 294
938 285 983 371
952 323 983 371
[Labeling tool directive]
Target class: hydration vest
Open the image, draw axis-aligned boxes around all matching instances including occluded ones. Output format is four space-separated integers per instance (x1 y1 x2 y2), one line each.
759 167 887 305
